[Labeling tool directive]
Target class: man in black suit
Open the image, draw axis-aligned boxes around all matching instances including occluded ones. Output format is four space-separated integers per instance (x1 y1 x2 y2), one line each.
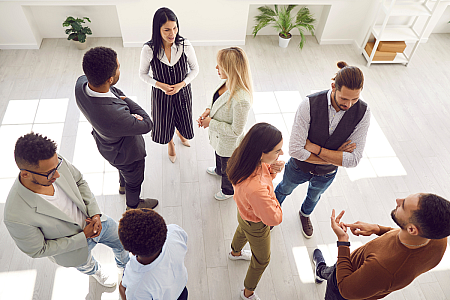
75 46 158 210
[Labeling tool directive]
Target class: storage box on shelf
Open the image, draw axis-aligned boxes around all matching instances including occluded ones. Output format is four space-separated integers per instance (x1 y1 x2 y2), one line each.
365 42 396 61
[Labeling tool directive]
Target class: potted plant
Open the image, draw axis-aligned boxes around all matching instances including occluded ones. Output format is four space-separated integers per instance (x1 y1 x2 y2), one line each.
62 16 92 50
253 5 315 49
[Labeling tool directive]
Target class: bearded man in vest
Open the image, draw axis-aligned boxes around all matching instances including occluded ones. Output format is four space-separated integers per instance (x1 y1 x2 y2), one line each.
274 61 371 238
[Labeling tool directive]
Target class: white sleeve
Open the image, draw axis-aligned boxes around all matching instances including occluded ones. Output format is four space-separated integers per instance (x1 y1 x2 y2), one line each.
342 106 371 168
139 45 157 87
182 40 199 85
289 97 312 161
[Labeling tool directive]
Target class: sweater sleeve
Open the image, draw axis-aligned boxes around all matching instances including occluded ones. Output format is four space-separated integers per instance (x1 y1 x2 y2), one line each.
247 187 282 226
182 40 199 85
336 246 393 299
139 45 157 87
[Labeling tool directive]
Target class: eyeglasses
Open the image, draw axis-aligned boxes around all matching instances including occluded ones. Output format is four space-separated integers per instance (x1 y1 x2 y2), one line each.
20 157 63 180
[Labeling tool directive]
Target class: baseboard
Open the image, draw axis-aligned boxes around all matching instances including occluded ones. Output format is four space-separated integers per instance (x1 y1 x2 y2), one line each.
319 39 355 45
123 40 246 48
0 44 40 49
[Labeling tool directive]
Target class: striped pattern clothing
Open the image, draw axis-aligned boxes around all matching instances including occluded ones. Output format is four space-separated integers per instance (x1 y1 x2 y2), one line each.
150 43 194 144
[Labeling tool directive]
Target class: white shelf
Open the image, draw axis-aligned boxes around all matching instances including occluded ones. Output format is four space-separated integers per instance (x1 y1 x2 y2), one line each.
373 26 419 41
362 50 408 65
382 3 431 16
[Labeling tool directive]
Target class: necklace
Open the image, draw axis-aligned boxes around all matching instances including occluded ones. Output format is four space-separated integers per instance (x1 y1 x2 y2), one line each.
400 240 429 247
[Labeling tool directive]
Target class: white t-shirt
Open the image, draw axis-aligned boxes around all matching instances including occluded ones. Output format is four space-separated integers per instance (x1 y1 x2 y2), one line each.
39 184 87 229
122 224 188 300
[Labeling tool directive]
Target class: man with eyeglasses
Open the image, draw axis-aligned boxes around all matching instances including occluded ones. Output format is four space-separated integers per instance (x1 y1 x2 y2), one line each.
4 132 129 289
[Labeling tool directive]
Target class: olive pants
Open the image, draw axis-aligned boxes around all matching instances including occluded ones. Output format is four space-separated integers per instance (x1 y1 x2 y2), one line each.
231 212 271 291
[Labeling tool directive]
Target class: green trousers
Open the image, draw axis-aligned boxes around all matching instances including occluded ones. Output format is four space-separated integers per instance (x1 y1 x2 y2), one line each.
231 211 271 291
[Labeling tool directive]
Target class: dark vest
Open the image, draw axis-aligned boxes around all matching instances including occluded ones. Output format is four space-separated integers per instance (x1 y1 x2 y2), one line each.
294 90 367 175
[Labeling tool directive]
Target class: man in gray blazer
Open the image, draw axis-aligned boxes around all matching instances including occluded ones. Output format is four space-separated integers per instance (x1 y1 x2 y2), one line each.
4 133 129 288
75 46 157 210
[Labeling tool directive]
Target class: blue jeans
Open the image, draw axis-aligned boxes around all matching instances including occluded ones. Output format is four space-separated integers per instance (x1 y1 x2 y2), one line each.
76 215 130 275
318 264 346 300
274 158 337 216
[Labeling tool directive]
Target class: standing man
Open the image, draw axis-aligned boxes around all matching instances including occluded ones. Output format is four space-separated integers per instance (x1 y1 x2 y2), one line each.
4 133 129 287
75 46 158 210
275 61 370 238
313 193 450 299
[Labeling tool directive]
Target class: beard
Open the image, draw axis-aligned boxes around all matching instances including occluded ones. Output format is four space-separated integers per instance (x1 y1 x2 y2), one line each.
390 209 406 230
31 177 52 187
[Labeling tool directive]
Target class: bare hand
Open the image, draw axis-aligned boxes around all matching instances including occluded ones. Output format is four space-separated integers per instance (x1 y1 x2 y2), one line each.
84 214 102 238
199 117 211 128
345 221 380 237
197 109 211 128
83 220 97 239
120 96 127 100
338 140 356 153
156 82 174 94
331 209 349 242
166 82 186 95
132 114 143 121
270 160 285 174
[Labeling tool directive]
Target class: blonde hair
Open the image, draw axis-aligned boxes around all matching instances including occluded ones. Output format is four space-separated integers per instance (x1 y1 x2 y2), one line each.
216 47 253 104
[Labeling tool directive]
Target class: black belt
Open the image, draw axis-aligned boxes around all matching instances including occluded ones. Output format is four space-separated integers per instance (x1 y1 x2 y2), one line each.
293 158 337 176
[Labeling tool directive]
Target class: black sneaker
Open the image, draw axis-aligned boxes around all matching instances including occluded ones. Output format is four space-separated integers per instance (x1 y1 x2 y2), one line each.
312 248 326 284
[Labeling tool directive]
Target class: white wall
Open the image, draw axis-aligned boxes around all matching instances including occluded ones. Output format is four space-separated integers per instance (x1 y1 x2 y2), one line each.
27 5 121 39
0 0 449 50
432 5 450 33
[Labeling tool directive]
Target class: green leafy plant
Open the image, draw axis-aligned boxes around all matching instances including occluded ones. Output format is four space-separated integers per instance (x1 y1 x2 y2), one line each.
62 16 92 43
253 5 315 49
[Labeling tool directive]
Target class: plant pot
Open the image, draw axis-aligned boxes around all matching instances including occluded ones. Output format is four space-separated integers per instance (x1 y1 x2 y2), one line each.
73 40 88 50
278 33 292 48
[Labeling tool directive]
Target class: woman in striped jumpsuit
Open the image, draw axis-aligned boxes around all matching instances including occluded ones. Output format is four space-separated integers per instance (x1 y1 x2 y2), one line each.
139 7 199 163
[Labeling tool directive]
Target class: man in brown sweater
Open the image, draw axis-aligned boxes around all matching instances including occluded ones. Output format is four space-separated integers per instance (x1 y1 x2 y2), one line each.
312 193 450 300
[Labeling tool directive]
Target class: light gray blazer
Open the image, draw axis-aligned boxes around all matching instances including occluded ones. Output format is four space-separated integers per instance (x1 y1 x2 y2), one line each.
3 155 105 267
207 79 252 157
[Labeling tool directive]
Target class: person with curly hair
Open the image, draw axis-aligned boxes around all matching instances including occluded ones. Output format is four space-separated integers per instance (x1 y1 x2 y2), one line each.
118 209 188 300
4 132 129 288
75 46 158 211
139 7 199 163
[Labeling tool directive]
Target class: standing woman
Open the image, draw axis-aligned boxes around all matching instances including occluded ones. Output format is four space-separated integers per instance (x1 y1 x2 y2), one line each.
226 122 285 300
197 47 252 200
139 7 199 163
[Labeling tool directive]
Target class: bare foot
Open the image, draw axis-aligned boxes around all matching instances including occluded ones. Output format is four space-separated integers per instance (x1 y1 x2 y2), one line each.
176 129 189 144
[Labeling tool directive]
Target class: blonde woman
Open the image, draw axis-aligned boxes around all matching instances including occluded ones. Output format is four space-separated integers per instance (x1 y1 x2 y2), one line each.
197 47 252 200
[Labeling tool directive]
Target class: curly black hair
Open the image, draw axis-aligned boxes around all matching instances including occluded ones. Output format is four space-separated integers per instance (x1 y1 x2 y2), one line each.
119 208 168 257
411 193 450 239
14 132 57 168
82 46 118 87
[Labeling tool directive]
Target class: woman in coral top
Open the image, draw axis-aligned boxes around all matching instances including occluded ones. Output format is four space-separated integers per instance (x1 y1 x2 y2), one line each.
226 122 285 300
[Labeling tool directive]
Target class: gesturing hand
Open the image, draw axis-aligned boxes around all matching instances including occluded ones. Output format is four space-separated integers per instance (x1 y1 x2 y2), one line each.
345 221 380 237
338 140 356 153
331 209 349 242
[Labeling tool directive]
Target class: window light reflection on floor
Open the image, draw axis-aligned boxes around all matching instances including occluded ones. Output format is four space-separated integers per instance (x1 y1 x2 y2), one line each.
0 269 37 300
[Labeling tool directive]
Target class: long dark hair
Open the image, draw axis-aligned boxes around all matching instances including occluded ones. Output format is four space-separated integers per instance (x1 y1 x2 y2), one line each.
227 123 282 185
146 7 184 61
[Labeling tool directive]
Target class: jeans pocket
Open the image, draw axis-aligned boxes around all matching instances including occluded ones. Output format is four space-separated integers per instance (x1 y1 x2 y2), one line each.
322 170 337 179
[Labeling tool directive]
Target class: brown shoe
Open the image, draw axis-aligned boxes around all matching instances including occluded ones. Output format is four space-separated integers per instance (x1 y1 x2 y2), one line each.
299 212 313 238
126 198 159 210
119 186 125 195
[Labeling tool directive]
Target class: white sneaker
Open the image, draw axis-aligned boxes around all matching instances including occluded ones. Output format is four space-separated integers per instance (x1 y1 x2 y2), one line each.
206 167 220 176
92 268 117 288
228 250 252 261
240 289 261 300
215 190 233 201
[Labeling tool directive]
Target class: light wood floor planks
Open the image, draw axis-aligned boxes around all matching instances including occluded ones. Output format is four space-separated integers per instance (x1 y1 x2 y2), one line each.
1 34 450 299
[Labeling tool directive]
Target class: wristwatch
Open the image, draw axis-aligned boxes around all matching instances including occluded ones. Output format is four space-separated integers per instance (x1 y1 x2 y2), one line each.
337 241 350 247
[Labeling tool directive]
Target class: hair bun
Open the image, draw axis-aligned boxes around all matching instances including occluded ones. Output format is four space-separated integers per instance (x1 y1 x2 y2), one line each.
337 61 348 69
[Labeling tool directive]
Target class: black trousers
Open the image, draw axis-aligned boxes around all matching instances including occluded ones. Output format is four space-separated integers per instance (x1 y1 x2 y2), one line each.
318 264 346 300
215 152 234 195
114 158 145 208
178 286 188 300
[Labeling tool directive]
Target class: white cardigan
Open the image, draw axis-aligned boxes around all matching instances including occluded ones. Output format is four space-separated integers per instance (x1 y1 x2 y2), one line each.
207 79 252 157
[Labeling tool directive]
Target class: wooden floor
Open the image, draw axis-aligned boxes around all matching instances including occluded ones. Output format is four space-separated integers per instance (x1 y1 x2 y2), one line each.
1 34 450 300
